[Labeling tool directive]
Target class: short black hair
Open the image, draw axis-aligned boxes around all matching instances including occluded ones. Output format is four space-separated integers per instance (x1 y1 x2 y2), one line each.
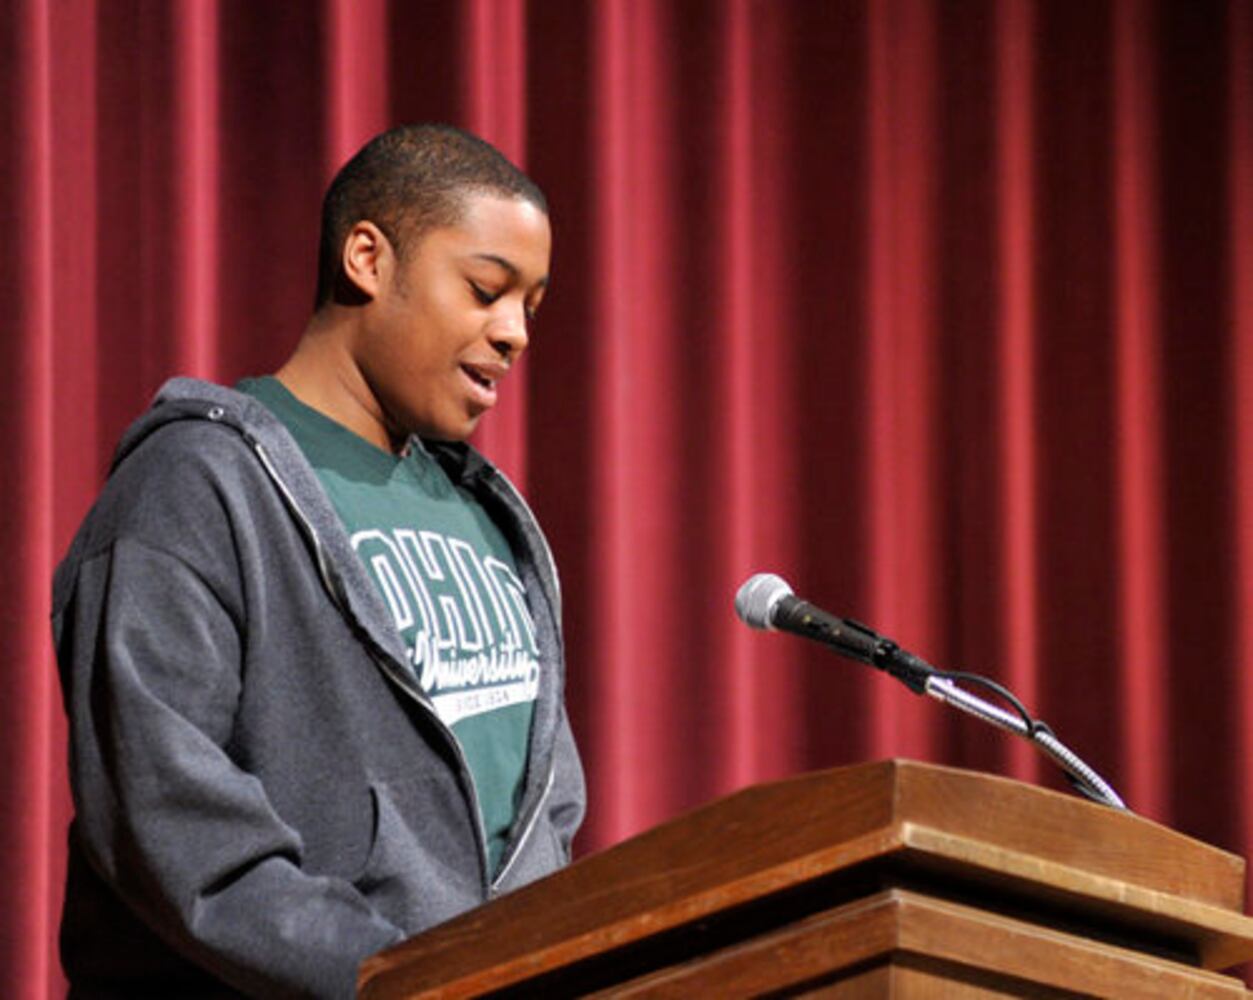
314 123 547 307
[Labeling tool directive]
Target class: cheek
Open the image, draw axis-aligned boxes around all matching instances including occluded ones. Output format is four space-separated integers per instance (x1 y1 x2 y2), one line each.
377 299 439 368
408 284 474 341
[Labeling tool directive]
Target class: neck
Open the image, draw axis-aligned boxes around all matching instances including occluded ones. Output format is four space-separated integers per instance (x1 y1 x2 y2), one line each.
275 310 401 453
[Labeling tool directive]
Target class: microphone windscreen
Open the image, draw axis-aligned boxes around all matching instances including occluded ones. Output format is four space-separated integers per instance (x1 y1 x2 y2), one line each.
735 573 794 630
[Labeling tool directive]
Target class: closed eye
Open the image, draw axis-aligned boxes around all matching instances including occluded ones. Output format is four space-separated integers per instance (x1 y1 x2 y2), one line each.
469 282 499 306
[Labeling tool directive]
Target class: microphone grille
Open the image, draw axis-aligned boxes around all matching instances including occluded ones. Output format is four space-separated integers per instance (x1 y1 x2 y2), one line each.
735 573 794 630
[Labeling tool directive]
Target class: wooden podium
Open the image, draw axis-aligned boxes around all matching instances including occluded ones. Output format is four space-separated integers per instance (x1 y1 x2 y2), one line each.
358 759 1253 997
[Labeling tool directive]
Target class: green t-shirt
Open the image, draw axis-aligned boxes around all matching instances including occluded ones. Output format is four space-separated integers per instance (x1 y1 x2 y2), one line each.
239 377 537 876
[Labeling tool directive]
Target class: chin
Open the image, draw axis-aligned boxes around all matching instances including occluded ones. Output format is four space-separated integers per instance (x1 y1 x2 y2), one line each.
419 420 480 443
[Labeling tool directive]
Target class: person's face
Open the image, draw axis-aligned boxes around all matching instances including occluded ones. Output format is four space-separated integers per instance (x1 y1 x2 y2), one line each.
353 192 551 446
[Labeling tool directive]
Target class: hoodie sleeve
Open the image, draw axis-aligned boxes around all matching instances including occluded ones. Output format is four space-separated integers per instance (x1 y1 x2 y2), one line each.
56 536 405 999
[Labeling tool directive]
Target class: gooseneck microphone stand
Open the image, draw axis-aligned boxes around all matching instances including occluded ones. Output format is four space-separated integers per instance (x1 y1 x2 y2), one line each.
736 573 1127 811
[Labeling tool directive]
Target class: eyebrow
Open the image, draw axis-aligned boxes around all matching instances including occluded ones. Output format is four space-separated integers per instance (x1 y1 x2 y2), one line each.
471 253 549 288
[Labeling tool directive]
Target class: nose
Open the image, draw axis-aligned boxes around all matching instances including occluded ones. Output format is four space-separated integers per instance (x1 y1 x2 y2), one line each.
489 307 529 359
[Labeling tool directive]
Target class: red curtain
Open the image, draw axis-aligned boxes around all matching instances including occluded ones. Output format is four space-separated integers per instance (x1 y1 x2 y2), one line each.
3 1 1250 995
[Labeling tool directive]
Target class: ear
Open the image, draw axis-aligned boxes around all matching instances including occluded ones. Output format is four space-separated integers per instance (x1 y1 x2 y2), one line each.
340 221 394 301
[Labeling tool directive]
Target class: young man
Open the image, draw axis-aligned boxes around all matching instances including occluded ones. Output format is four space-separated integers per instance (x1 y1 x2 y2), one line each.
52 125 585 998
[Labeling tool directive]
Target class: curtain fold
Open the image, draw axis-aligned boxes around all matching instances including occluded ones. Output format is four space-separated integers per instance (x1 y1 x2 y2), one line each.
3 2 1250 996
1113 0 1167 815
1236 0 1253 856
4 2 59 996
866 0 941 763
995 0 1042 786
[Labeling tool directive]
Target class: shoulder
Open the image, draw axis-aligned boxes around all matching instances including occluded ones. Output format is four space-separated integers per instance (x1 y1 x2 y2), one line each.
102 377 307 522
105 417 269 533
54 382 300 601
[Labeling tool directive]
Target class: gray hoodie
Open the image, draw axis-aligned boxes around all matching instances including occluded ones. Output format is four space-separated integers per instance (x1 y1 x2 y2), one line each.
51 378 585 999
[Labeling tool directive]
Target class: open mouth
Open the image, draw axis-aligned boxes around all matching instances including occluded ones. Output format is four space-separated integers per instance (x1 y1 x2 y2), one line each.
462 365 495 390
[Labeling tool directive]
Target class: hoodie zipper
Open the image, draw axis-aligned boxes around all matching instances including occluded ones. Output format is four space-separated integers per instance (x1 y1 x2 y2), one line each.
472 465 561 893
363 640 496 896
248 433 549 899
490 765 555 894
249 439 341 605
485 468 562 618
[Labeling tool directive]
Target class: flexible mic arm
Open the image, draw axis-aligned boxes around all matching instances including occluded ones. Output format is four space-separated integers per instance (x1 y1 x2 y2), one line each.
920 675 1125 809
736 573 1127 811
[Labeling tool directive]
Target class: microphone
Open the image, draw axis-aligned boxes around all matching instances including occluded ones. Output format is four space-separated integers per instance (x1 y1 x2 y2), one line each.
734 572 1128 810
735 573 934 692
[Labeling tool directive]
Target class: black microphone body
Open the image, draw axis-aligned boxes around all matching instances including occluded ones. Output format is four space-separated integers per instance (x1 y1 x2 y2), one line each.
736 573 934 693
770 594 878 662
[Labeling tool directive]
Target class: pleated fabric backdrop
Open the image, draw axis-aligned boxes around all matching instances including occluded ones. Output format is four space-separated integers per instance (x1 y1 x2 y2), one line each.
2 0 1251 995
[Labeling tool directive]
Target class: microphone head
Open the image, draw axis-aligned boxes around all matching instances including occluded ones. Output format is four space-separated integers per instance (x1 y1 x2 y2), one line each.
735 573 794 630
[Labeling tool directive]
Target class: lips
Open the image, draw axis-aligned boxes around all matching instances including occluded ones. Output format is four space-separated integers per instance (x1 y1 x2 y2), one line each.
460 360 509 407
